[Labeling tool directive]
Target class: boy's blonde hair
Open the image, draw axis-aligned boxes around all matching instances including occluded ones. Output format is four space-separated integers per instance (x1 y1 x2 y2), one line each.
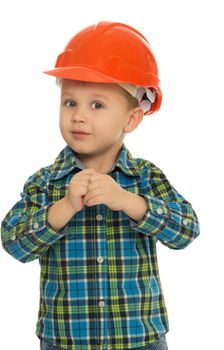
119 88 141 111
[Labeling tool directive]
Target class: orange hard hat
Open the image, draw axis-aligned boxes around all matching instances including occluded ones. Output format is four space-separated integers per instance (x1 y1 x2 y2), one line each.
43 21 162 115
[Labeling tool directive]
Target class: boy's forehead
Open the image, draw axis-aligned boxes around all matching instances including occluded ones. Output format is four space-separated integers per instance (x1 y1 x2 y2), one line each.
61 79 123 95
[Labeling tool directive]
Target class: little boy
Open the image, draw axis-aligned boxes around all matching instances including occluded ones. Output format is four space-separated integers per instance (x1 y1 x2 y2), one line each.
1 22 200 350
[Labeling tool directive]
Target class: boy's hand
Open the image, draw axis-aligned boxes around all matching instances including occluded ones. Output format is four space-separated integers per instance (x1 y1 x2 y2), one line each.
82 172 126 211
65 168 98 212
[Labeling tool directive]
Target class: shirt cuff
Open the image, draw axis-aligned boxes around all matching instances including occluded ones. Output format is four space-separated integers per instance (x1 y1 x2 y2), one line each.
10 205 66 245
129 194 171 235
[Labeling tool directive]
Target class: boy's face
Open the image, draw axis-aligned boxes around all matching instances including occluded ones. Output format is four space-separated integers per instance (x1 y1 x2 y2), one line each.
59 79 143 167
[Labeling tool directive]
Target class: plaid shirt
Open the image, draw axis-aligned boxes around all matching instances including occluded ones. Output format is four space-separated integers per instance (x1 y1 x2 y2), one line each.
1 143 200 350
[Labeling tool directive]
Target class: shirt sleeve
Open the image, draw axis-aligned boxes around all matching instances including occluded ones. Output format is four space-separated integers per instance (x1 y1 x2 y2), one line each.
0 168 67 263
129 162 200 249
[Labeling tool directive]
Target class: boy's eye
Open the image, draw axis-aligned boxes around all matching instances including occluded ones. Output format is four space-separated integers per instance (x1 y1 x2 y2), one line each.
64 100 76 108
63 100 104 109
91 101 104 109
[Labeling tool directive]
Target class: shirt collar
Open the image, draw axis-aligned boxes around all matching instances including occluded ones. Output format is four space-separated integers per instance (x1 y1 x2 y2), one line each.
49 143 141 181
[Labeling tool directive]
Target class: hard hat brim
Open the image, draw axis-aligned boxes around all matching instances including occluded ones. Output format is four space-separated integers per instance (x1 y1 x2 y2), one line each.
43 66 134 84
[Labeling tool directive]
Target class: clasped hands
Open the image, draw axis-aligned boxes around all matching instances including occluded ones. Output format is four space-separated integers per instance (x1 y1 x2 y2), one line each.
82 169 127 211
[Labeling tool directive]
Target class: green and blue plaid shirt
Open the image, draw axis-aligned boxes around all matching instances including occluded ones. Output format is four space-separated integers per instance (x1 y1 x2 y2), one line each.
1 143 200 350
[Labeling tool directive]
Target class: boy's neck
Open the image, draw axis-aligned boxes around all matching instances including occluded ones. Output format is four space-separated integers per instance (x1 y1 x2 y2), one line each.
75 142 123 174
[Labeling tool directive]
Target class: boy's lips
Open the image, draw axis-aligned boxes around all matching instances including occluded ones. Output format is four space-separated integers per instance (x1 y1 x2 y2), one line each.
71 130 90 134
71 130 91 139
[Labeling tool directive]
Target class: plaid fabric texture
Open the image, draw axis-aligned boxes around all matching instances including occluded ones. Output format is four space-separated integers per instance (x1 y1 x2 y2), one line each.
1 143 200 350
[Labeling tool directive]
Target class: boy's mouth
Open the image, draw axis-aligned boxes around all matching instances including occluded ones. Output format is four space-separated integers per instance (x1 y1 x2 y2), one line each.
71 130 90 134
71 131 91 139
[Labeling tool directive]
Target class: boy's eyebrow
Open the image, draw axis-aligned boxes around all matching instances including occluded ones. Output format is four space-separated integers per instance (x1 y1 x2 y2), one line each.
91 93 110 101
61 92 110 101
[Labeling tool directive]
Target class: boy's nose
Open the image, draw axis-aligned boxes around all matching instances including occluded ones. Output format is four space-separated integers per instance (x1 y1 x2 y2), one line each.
71 107 87 122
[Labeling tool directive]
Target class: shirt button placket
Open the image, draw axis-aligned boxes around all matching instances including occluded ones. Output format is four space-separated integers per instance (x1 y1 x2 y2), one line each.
95 211 108 347
99 300 105 308
97 256 104 263
96 214 103 221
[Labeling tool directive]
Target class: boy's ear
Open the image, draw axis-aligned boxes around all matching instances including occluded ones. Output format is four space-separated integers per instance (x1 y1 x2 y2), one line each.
124 107 144 133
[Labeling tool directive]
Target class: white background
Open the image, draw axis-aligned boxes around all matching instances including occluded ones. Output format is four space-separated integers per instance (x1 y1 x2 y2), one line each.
0 0 223 349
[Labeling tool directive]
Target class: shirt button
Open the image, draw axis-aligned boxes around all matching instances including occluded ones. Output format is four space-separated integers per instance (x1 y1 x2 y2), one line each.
156 207 163 215
11 234 16 241
33 222 39 230
96 214 103 221
183 219 188 226
99 300 105 307
97 256 104 263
